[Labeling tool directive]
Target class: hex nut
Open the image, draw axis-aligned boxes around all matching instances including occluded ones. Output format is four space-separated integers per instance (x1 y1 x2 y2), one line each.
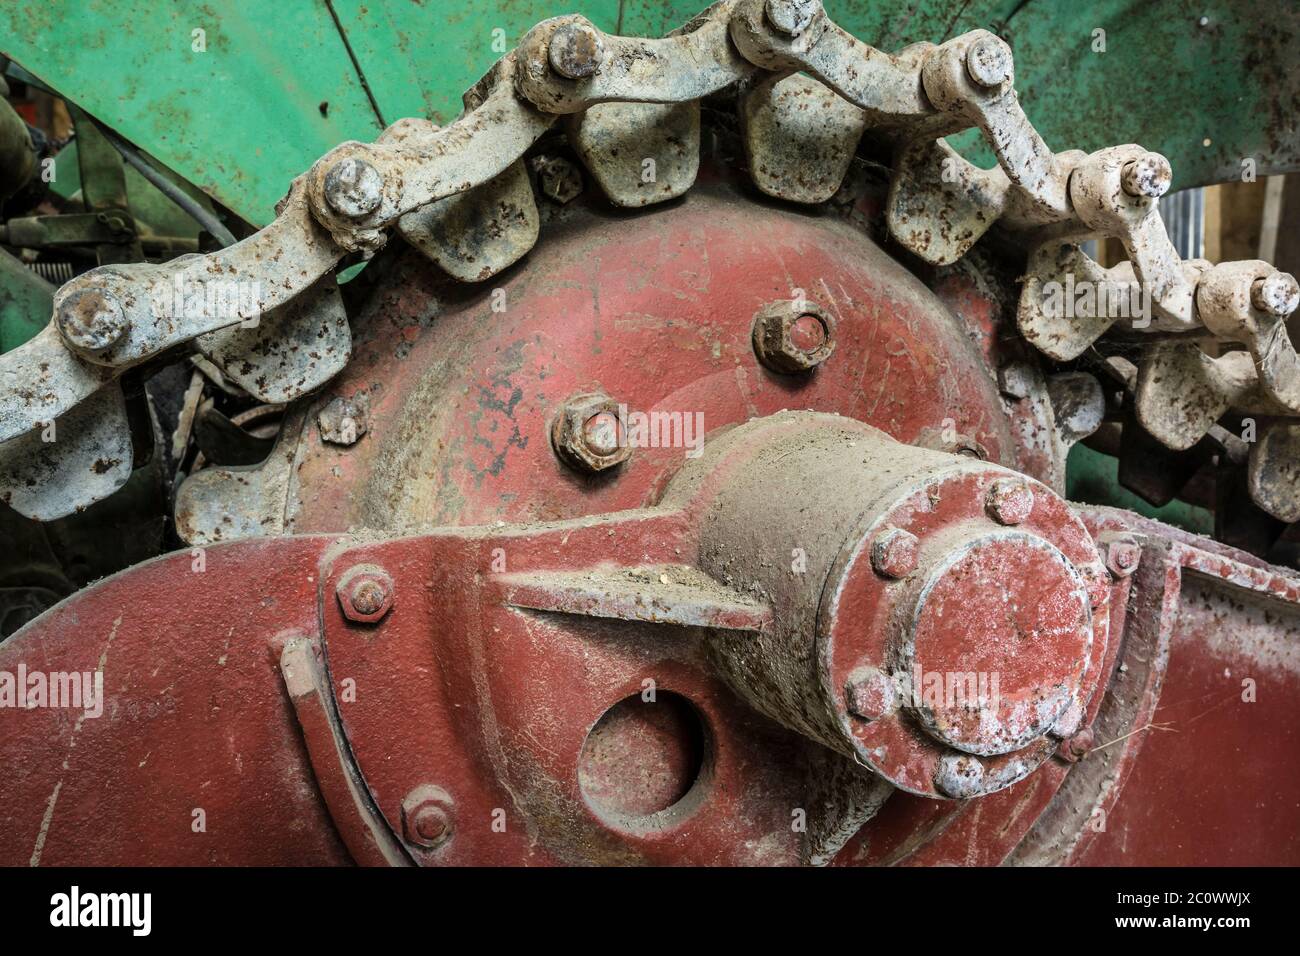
752 300 836 374
1105 540 1141 579
845 667 896 721
985 477 1034 525
336 565 395 624
318 393 371 446
532 156 584 204
401 784 455 850
871 527 919 579
551 392 631 473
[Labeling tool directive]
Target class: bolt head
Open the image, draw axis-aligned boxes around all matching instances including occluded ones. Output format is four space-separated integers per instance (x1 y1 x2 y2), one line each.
985 477 1034 525
1106 540 1141 578
935 753 986 799
57 287 127 353
1120 153 1172 200
765 0 822 37
532 156 584 205
323 157 384 219
401 785 454 849
752 300 836 374
336 565 395 624
871 526 919 579
1252 272 1300 317
552 393 631 473
845 667 896 721
548 20 604 79
965 35 1013 88
1056 726 1095 764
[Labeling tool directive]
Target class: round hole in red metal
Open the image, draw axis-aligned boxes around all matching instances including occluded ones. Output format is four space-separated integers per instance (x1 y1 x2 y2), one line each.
577 691 708 827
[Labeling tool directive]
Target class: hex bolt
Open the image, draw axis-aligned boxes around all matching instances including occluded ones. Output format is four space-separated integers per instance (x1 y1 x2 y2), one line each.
997 361 1035 400
551 392 632 474
985 477 1034 525
845 667 896 721
323 157 384 219
935 753 986 799
57 287 127 353
1105 540 1141 579
548 20 605 79
532 155 584 205
1120 152 1172 200
1251 272 1300 317
752 300 836 374
871 527 919 579
965 34 1013 89
401 785 454 850
336 565 396 624
765 0 822 36
1056 727 1095 764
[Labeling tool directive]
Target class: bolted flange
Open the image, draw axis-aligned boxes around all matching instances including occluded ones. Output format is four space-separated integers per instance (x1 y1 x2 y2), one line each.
551 392 631 473
336 564 395 624
752 300 835 374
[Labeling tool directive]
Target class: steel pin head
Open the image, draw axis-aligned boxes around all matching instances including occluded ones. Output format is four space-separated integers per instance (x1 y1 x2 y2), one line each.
1252 272 1300 317
323 157 384 218
1120 153 1173 199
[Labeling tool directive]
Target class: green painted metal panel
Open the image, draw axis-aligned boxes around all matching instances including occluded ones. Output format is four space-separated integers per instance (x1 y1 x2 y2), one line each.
4 1 1297 228
1 0 385 225
0 248 52 353
330 1 622 126
1066 442 1214 535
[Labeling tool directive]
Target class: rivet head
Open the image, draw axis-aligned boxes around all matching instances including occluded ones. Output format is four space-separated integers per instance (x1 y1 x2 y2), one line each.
871 527 919 579
985 477 1034 525
323 157 384 218
57 288 127 353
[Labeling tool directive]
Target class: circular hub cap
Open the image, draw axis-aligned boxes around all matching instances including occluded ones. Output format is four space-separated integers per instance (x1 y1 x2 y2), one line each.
907 532 1092 755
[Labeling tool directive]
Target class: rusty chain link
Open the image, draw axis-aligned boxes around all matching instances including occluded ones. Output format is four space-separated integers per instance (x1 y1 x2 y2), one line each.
3 0 1299 521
